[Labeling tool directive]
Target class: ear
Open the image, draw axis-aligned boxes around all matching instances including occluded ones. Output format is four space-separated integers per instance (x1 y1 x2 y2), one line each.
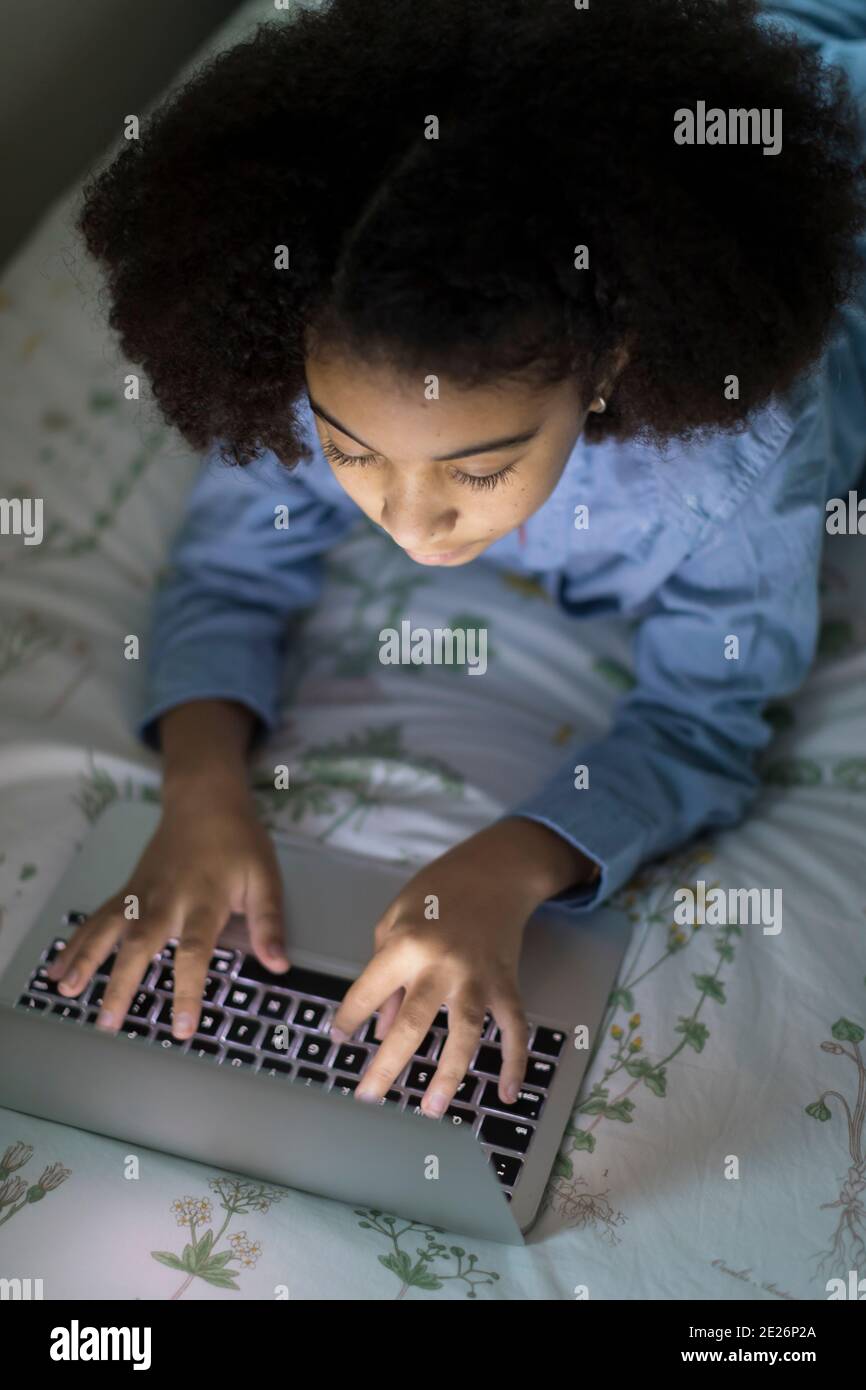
593 331 636 404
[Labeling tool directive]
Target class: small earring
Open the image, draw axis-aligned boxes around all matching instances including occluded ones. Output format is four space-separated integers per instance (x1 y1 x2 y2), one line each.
593 395 607 413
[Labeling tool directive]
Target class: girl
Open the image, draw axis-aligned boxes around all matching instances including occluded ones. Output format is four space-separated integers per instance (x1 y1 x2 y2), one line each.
52 0 866 1119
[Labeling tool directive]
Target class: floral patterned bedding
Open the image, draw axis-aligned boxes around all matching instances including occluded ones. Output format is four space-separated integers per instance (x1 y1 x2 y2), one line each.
1 0 865 1300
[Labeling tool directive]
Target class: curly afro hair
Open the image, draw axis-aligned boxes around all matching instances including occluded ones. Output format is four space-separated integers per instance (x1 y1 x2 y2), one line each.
78 0 866 468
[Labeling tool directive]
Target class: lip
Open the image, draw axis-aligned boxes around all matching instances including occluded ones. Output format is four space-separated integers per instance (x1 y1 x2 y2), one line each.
404 543 476 566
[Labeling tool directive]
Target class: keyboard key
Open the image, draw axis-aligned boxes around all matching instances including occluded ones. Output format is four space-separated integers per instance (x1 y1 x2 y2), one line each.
480 1082 544 1121
156 999 174 1027
154 1030 185 1050
87 980 106 1010
202 975 224 1004
433 1009 449 1030
490 1152 523 1187
297 1035 330 1065
189 1040 220 1059
224 1048 256 1068
445 1105 476 1127
194 1008 225 1039
44 938 69 965
333 1076 359 1094
209 950 237 975
258 991 291 1020
51 1003 81 1022
85 1010 99 1025
235 955 290 989
473 1045 502 1076
524 1057 556 1089
414 1032 436 1058
262 1023 295 1055
453 1076 477 1104
479 1115 533 1154
224 983 256 1012
238 957 351 1002
119 1021 150 1042
17 994 47 1011
531 1026 566 1057
297 1066 327 1085
294 999 327 1030
405 1062 435 1091
225 1017 261 1048
63 911 89 927
333 1044 368 1074
128 989 155 1020
154 966 174 993
260 1059 293 1078
404 1095 428 1116
363 1018 381 1044
28 967 62 998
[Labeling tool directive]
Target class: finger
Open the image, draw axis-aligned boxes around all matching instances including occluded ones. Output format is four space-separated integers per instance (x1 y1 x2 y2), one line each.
244 862 289 971
374 988 403 1041
96 914 172 1032
421 996 487 1118
330 948 404 1044
46 901 125 996
489 989 530 1105
354 983 441 1103
171 905 226 1039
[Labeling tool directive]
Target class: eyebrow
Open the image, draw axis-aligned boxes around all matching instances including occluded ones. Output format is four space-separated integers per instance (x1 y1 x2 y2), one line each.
308 395 540 461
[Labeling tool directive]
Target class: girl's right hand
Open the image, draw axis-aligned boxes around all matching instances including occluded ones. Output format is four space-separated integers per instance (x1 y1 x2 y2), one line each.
45 781 289 1040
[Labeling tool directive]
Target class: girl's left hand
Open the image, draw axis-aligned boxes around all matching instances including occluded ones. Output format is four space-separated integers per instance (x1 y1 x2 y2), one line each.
329 816 595 1118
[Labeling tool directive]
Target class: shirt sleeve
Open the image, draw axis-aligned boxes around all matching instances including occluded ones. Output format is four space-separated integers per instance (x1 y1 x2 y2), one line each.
506 427 827 913
137 447 358 751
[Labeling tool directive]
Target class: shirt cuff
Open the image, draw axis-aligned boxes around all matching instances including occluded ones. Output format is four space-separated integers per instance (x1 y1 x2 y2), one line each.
504 771 656 914
135 637 282 753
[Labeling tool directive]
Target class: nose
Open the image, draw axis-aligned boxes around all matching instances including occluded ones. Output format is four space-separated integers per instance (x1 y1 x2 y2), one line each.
380 478 458 553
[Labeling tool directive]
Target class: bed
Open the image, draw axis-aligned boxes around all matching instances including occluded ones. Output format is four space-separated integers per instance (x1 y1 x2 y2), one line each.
1 0 864 1300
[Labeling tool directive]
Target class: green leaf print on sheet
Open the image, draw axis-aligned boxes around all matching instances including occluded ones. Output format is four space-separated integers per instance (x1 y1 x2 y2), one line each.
250 723 465 842
498 570 551 602
151 1177 285 1299
0 1141 71 1229
305 544 432 678
806 978 866 1281
354 1210 501 1299
0 432 166 584
0 610 94 719
593 657 637 692
74 756 161 825
546 844 735 1236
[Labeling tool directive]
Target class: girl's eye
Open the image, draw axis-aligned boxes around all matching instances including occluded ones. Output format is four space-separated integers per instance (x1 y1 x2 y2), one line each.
451 462 517 491
322 435 518 491
322 438 377 468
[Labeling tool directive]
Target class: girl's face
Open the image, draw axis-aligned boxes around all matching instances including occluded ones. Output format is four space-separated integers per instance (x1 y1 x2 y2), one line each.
304 349 596 565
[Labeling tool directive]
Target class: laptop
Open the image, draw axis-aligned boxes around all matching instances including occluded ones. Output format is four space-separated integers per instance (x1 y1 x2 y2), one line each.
0 799 631 1245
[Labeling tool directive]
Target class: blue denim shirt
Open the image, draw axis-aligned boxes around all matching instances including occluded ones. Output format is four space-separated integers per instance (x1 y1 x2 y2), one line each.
138 0 866 913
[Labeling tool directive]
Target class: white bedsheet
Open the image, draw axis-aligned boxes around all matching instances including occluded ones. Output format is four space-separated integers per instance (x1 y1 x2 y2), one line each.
1 0 865 1301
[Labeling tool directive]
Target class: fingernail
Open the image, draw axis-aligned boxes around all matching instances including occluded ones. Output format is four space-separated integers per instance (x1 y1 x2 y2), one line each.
60 969 80 991
503 1082 519 1103
268 941 288 966
424 1092 447 1117
355 1088 379 1104
174 1012 194 1036
96 1010 116 1029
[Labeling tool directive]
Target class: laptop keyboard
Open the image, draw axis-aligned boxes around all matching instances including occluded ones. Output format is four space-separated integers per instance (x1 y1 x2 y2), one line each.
15 914 569 1199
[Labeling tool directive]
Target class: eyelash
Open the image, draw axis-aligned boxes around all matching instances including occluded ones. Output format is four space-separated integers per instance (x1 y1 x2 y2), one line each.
321 437 517 491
